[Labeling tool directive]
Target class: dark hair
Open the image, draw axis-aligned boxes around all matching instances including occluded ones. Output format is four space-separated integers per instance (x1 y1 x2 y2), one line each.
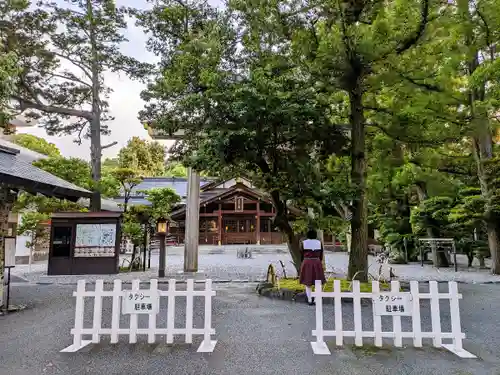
306 229 317 239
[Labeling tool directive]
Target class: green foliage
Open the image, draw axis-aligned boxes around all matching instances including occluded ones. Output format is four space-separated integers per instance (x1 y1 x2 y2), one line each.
135 0 351 273
15 192 86 250
10 134 60 157
13 193 85 214
164 161 187 177
17 211 49 250
121 188 181 250
117 137 166 177
109 167 143 211
33 157 93 190
143 187 181 222
32 156 119 198
5 0 152 137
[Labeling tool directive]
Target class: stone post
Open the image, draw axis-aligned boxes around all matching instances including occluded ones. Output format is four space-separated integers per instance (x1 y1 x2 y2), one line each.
0 186 16 308
184 168 200 272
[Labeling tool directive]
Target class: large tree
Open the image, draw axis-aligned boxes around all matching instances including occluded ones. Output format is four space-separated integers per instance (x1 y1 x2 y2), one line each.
117 137 166 176
2 0 151 210
135 0 348 271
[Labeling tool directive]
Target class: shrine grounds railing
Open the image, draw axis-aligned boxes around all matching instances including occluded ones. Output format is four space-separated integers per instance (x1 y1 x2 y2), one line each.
310 279 476 359
61 279 217 353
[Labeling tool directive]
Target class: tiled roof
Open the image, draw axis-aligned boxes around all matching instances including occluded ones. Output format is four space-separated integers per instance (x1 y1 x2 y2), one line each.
0 146 91 199
0 137 47 163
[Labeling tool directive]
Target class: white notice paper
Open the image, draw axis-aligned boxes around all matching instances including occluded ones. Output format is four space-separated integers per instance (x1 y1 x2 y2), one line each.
122 290 159 314
372 293 413 316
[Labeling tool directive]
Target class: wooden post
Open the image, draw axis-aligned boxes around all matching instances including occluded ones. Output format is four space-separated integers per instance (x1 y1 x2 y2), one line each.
256 201 261 245
158 233 166 278
184 168 200 272
0 186 16 309
217 203 222 246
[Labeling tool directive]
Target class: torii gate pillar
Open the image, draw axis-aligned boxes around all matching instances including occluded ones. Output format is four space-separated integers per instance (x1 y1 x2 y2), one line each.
184 168 200 272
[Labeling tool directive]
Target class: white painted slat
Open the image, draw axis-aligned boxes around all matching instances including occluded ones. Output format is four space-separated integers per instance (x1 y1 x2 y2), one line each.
410 281 422 347
110 280 122 344
371 281 382 347
314 280 325 344
148 279 158 344
391 281 402 347
166 279 176 344
353 281 363 347
128 280 140 344
73 280 86 348
448 282 463 351
429 281 442 347
334 279 343 346
203 279 213 344
185 279 194 344
62 278 218 353
92 280 104 343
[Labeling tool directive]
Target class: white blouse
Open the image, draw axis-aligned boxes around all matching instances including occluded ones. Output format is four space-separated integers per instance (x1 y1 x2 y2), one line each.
303 239 321 251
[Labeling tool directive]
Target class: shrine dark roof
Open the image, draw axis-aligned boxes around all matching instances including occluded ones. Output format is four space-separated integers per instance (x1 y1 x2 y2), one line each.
0 145 92 200
114 176 216 206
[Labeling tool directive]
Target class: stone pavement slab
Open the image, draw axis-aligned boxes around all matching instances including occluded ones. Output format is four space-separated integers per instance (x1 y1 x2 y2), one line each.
1 282 500 375
11 251 500 285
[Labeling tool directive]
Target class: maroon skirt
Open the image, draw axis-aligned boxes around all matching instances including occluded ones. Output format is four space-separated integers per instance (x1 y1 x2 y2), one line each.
299 258 326 286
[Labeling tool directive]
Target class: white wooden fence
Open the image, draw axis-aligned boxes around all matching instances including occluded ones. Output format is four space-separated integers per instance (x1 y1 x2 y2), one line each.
61 279 217 353
311 280 476 359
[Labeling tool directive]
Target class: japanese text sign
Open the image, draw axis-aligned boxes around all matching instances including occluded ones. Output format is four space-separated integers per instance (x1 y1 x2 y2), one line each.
122 290 159 315
372 293 413 316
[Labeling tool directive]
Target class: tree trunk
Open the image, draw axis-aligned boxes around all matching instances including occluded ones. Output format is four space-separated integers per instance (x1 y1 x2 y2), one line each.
459 0 500 274
270 192 301 274
347 86 368 281
0 186 16 308
130 244 138 270
486 222 500 274
285 230 302 274
87 0 102 212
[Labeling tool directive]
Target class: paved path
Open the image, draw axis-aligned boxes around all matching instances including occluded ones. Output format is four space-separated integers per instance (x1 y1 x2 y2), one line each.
11 248 500 285
1 282 499 374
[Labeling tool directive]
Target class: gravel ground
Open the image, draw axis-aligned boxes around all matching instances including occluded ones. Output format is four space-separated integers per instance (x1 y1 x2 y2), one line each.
1 282 500 375
11 248 500 285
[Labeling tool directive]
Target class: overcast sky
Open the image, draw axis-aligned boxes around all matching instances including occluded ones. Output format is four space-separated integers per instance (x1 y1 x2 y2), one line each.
19 0 222 160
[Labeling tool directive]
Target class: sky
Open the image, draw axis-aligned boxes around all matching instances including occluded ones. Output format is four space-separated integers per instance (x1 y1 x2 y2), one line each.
19 0 222 161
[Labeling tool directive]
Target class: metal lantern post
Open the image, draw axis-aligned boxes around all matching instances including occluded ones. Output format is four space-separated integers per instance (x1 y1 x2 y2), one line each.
156 217 169 278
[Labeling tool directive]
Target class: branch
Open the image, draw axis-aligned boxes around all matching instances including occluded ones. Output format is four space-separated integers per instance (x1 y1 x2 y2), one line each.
408 159 474 176
40 70 91 88
13 95 93 120
474 6 494 61
51 51 92 80
365 105 464 126
102 141 118 150
367 122 461 146
399 73 443 92
375 0 429 61
395 0 429 55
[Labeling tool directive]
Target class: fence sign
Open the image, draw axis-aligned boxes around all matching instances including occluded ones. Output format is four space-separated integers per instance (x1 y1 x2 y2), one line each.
372 293 412 316
122 290 159 314
310 279 476 359
61 279 217 353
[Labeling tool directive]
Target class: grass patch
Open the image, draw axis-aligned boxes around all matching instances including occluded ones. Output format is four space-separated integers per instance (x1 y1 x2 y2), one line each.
275 278 390 293
349 344 394 356
119 266 142 273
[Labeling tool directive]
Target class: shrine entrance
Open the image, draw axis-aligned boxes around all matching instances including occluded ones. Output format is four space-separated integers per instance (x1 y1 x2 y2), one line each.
222 216 256 244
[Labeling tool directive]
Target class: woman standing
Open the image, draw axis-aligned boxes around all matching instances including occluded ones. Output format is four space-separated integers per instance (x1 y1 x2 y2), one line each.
299 229 326 305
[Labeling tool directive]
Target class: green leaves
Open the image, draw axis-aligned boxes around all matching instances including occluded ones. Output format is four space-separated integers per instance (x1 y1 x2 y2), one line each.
10 133 61 157
117 137 166 177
